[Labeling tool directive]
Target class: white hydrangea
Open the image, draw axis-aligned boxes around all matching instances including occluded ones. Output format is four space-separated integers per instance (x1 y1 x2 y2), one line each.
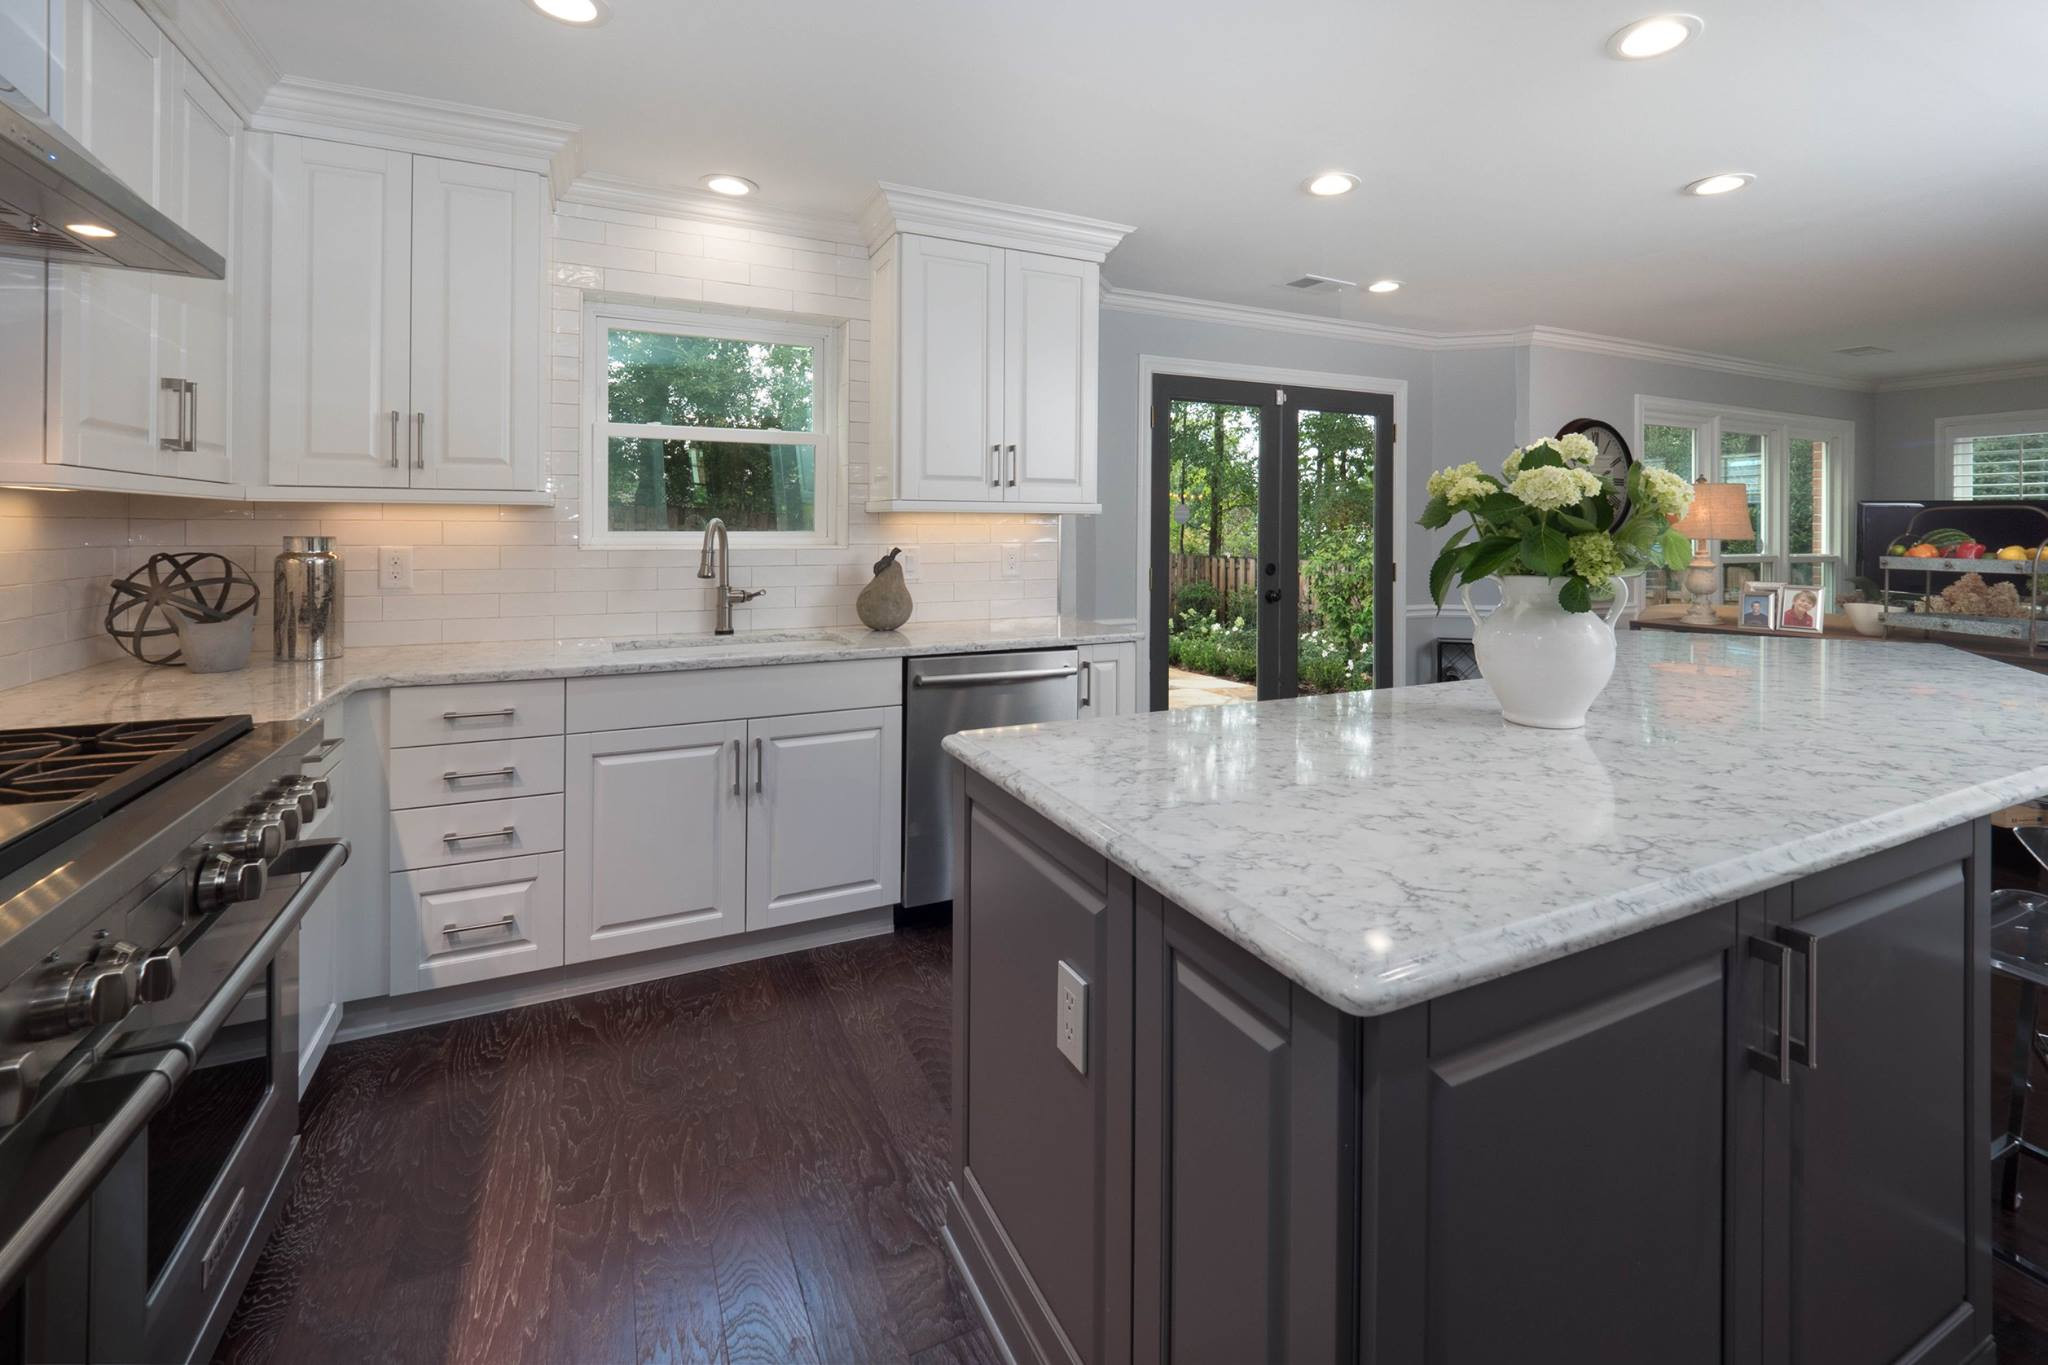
1637 465 1694 520
1425 461 1492 507
1557 432 1598 467
1508 464 1603 513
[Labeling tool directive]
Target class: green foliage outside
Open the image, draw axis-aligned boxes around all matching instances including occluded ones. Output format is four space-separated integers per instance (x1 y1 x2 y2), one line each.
604 328 817 534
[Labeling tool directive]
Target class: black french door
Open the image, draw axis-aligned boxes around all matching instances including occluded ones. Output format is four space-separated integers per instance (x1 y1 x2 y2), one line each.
1148 375 1396 710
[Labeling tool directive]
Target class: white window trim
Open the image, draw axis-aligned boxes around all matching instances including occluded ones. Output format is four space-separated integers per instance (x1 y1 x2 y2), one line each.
1934 409 2048 500
582 301 845 550
1635 396 1856 588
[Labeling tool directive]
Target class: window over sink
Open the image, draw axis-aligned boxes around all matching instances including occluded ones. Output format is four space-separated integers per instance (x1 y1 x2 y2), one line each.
584 304 841 547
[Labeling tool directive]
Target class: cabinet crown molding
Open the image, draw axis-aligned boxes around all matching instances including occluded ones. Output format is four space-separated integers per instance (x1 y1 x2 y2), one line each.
250 76 581 192
861 183 1133 262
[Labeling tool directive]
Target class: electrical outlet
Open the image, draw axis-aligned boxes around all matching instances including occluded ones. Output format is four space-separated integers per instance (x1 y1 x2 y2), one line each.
379 545 413 591
897 547 921 583
1001 541 1023 579
1056 961 1088 1075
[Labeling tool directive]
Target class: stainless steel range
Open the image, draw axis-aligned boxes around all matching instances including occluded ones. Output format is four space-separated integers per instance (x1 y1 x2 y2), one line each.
0 716 348 1365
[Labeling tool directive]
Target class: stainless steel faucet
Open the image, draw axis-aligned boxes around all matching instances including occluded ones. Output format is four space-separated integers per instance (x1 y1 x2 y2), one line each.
697 517 765 635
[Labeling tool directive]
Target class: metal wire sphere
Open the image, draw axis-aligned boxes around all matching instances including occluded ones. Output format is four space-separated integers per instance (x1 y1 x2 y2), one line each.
105 553 261 667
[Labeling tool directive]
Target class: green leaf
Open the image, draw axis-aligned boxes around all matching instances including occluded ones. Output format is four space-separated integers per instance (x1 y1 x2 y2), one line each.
1462 536 1523 582
1615 514 1660 551
1477 491 1525 524
1556 510 1595 533
1518 445 1564 470
1660 529 1694 570
1590 492 1614 531
1428 528 1472 607
1418 493 1453 530
1521 524 1569 577
1558 577 1592 613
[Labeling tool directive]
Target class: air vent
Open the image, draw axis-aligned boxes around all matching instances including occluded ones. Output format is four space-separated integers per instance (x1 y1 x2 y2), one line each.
1834 345 1893 357
0 208 98 260
1284 273 1356 292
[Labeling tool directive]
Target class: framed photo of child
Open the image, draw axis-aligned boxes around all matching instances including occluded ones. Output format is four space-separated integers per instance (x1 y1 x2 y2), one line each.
1737 587 1779 629
1776 584 1825 633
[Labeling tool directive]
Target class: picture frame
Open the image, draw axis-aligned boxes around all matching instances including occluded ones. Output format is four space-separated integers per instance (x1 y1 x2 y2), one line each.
1776 583 1826 634
1737 588 1779 630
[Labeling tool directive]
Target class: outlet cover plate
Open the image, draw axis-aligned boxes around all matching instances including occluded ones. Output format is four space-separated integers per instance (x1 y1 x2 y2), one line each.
379 545 413 591
1001 542 1023 579
1056 960 1088 1075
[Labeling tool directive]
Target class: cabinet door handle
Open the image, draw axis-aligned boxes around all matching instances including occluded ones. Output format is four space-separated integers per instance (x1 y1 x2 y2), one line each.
989 444 1001 487
753 737 765 794
389 409 403 467
1006 443 1018 487
1746 937 1792 1084
443 825 517 846
442 707 516 722
443 916 517 940
1776 926 1818 1070
1079 660 1093 707
159 378 188 452
731 737 742 797
184 380 198 451
442 766 516 784
413 411 426 469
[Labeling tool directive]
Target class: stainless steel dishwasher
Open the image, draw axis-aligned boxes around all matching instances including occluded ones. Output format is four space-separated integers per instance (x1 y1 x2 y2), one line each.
903 649 1080 908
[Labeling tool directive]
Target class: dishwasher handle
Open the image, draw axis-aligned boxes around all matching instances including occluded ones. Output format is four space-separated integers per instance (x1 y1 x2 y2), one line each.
911 666 1079 688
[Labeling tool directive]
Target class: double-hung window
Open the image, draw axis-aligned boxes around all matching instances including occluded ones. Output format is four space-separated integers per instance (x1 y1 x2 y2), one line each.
585 304 840 547
1637 399 1853 598
1939 411 2048 500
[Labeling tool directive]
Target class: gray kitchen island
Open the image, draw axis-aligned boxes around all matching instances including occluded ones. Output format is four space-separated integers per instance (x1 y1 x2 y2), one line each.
941 630 2048 1365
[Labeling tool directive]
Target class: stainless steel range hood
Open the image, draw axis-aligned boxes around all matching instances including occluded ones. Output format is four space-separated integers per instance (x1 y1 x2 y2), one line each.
0 88 224 279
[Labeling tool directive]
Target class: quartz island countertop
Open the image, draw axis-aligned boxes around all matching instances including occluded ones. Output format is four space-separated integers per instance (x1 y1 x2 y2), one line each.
945 630 2048 1016
0 617 1141 728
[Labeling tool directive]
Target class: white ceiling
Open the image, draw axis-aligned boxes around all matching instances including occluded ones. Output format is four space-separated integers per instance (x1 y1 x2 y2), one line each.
229 0 2048 381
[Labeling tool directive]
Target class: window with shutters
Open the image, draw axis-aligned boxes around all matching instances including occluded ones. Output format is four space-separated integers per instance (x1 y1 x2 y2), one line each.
1939 412 2048 501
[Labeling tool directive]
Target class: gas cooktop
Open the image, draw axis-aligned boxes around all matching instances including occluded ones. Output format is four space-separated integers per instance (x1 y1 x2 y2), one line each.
0 717 252 879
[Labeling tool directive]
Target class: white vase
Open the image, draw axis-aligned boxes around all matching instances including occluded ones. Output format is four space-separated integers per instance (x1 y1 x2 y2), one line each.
1461 574 1630 730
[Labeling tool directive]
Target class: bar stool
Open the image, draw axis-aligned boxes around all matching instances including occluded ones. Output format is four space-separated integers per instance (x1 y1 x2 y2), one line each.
1991 825 2048 1284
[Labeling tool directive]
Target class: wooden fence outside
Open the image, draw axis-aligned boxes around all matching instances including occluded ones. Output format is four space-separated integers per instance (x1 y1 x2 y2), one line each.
1168 553 1311 620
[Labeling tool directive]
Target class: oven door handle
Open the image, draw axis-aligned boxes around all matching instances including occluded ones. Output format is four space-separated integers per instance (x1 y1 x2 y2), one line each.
173 839 350 1065
0 1067 176 1292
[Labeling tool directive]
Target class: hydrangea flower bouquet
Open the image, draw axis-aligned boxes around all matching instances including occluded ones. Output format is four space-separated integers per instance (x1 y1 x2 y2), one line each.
1420 432 1696 613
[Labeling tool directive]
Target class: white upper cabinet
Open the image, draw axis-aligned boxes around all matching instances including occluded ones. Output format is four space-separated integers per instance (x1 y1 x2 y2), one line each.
267 139 542 496
863 185 1129 515
154 57 236 481
0 0 59 114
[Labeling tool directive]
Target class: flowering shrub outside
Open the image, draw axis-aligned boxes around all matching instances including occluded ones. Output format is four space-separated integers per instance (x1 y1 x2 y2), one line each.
1165 609 1371 694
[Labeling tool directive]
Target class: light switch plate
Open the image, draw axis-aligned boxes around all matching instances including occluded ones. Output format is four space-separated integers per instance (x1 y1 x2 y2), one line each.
379 545 412 591
1001 542 1023 579
897 547 921 583
1056 960 1088 1075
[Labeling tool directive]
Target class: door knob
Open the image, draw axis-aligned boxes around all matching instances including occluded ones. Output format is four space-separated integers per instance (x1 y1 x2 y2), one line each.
1264 588 1282 604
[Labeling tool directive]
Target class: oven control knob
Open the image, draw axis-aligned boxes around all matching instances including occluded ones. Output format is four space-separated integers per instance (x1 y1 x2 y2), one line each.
219 817 284 862
137 947 180 1003
278 784 317 822
196 854 267 912
26 941 140 1039
262 798 303 841
286 775 331 811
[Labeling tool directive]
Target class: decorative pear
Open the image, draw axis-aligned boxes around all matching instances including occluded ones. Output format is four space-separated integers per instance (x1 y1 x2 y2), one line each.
856 547 913 631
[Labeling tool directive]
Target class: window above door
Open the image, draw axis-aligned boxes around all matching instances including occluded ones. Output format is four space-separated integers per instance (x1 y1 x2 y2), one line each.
584 303 842 548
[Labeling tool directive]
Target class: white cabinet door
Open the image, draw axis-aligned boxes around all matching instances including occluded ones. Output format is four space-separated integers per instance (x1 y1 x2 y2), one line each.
564 720 746 962
47 0 166 477
267 137 411 488
0 0 56 114
745 705 901 931
1078 641 1138 720
1003 250 1096 506
153 52 235 482
0 259 44 466
897 234 1004 503
408 156 540 492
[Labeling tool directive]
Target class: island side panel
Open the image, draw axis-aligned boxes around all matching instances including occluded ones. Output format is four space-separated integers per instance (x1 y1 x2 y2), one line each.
948 770 1133 1365
1131 892 1358 1365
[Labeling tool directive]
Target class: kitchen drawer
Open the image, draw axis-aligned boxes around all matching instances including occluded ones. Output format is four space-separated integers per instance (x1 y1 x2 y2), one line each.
567 659 899 732
388 736 566 809
389 679 565 748
388 793 564 872
389 853 565 994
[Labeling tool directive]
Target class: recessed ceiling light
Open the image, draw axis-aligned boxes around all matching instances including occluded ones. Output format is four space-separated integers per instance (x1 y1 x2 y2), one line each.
1305 171 1359 197
1607 13 1703 59
527 0 604 25
1683 172 1754 196
64 223 116 239
701 174 757 197
1366 279 1402 294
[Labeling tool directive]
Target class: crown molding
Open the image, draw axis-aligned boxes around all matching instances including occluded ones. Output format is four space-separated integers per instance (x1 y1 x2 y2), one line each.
862 183 1134 261
142 0 279 118
1101 285 1452 349
565 173 863 246
249 77 580 188
1517 325 1873 393
1871 360 2048 394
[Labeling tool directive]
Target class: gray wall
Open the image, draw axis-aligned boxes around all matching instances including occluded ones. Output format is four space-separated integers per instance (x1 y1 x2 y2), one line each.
1869 374 2048 501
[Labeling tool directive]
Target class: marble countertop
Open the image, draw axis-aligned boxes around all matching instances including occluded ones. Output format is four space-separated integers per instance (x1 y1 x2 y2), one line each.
0 618 1141 727
947 631 2048 1017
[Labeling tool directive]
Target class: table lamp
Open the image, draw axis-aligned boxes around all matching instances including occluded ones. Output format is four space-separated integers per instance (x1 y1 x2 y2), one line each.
1668 482 1756 625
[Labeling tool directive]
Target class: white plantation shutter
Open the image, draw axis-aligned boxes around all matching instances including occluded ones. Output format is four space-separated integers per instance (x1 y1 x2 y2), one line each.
1952 429 2048 500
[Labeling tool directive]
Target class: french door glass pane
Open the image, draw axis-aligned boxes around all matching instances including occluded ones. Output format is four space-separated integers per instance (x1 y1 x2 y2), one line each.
1296 408 1377 696
1164 400 1261 709
1720 430 1767 558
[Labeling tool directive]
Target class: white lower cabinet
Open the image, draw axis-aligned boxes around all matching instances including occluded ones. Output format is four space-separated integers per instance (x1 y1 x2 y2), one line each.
390 854 565 994
1077 641 1139 719
746 706 902 931
564 720 747 963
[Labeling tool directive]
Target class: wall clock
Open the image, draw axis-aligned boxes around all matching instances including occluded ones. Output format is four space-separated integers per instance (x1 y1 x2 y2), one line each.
1556 418 1635 526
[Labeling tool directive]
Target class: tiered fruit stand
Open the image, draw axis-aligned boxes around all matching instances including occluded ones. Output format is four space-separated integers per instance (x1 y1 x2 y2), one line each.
1880 506 2048 658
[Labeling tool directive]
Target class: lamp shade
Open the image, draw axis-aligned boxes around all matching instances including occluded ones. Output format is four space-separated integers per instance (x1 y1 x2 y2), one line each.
1669 481 1756 541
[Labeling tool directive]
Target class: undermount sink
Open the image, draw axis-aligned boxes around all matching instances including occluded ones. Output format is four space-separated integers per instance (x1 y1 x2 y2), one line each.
612 629 857 652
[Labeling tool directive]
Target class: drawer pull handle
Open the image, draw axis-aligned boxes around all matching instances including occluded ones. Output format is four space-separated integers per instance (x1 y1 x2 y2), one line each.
443 916 517 940
441 707 516 722
443 826 517 846
443 766 516 784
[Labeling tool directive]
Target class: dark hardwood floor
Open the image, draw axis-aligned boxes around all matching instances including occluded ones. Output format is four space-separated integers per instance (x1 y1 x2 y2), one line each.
214 922 1000 1365
215 909 2048 1363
